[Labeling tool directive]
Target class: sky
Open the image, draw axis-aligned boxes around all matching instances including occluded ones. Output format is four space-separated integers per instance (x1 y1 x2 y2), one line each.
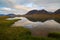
0 0 60 15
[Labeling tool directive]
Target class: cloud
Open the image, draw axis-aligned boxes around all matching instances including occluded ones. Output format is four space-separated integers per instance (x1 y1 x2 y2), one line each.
24 3 45 10
14 5 31 11
0 0 60 14
0 7 29 15
0 7 12 11
0 0 15 8
0 7 14 14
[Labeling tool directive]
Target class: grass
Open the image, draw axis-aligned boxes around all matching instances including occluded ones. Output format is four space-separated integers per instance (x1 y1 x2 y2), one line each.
48 32 60 39
0 27 31 40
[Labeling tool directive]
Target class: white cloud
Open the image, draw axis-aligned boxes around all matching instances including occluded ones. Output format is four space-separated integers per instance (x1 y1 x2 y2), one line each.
0 7 12 11
14 5 31 11
0 7 16 14
0 0 60 14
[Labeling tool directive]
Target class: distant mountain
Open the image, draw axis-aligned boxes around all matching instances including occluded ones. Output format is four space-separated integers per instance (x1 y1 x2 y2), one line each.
0 14 4 16
54 9 60 14
6 14 16 17
0 14 5 16
38 9 48 14
26 9 49 15
26 10 38 15
6 14 15 16
48 12 53 14
26 9 60 15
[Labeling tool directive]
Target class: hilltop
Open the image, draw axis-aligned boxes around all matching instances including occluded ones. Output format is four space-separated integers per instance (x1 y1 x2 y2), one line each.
26 9 60 15
26 9 49 15
54 9 60 14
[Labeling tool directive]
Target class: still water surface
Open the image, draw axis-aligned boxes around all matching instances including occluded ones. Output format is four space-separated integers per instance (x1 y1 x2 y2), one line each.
7 17 60 29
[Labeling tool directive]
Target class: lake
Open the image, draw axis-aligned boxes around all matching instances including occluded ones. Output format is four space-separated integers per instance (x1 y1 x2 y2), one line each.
7 17 60 36
7 17 60 28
